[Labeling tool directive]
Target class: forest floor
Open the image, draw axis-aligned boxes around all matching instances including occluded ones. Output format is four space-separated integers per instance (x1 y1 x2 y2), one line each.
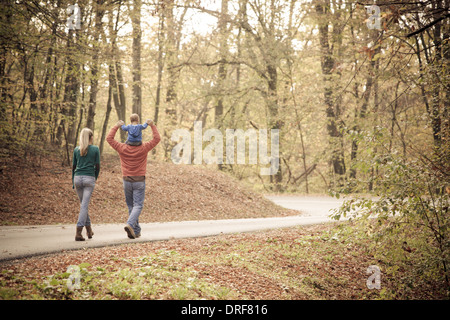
0 154 447 300
0 153 297 226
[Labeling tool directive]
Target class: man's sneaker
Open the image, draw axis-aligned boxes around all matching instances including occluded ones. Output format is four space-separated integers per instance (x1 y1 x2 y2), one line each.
135 232 141 238
124 224 136 239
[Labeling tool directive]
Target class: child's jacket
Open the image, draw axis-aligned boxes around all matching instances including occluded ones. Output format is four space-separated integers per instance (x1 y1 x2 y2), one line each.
121 123 148 143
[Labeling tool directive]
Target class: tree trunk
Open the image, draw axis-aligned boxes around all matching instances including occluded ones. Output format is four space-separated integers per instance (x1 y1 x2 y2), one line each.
131 0 142 120
100 65 113 156
108 4 126 142
0 0 12 128
163 1 187 158
86 0 105 132
154 11 164 126
153 8 165 156
35 6 59 141
165 0 177 124
267 63 282 186
115 60 126 141
215 0 229 129
442 0 450 164
430 0 442 148
350 31 379 180
57 28 80 147
315 0 346 186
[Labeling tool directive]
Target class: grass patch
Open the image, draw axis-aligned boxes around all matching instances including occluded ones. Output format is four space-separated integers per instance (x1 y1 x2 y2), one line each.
0 222 447 300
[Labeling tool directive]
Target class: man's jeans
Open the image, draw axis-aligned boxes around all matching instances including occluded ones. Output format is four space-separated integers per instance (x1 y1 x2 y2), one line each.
123 180 145 235
74 175 95 227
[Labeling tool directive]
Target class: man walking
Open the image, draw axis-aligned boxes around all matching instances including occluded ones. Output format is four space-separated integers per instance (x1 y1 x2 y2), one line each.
106 119 160 239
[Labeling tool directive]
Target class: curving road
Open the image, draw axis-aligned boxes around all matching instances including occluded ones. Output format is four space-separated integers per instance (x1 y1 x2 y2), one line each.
265 195 346 217
0 196 346 262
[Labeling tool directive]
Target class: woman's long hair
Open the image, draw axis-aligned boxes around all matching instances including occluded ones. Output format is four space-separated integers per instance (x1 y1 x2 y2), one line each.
79 128 93 156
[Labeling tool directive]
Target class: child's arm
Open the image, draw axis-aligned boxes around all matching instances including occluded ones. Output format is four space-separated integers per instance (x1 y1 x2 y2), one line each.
141 123 148 130
121 124 129 131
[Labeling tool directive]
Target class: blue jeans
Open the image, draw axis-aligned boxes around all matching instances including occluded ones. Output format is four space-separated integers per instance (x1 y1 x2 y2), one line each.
74 175 95 227
123 180 146 235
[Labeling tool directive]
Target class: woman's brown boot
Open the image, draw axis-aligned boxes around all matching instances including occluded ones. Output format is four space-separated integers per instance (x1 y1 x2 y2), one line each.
75 226 85 241
85 225 94 239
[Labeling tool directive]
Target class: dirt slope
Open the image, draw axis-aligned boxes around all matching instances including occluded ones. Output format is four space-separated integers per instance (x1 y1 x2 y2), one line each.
0 154 298 226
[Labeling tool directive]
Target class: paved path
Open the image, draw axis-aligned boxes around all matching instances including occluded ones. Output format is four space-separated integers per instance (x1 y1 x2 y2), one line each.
0 196 346 262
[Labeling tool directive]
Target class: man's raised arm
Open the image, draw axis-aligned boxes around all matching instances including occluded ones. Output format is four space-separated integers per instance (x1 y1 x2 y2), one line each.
106 120 125 151
144 119 160 152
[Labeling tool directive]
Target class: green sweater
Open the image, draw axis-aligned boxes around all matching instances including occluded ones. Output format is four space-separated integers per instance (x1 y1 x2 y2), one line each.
72 145 100 188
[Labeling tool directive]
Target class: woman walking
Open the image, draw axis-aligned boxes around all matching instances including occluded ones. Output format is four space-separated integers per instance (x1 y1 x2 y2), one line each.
72 128 100 241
